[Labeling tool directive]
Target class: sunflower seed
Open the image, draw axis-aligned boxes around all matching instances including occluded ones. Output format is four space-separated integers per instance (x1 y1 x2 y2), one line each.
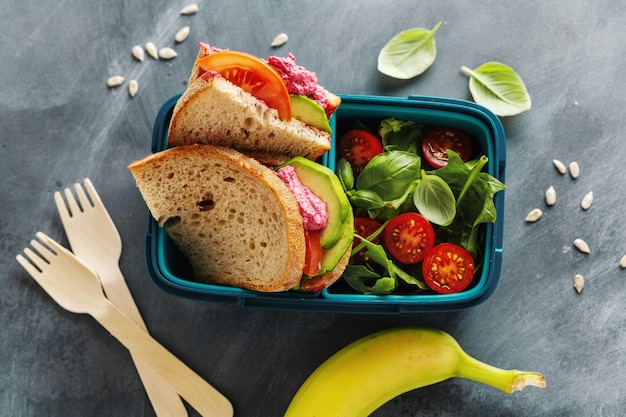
573 238 590 253
580 191 593 210
131 45 144 62
175 26 190 43
128 79 138 97
180 3 199 15
525 208 543 222
620 255 626 268
569 161 580 179
271 33 289 47
573 274 584 293
158 47 178 60
553 159 567 174
545 186 556 206
145 42 158 60
106 75 125 87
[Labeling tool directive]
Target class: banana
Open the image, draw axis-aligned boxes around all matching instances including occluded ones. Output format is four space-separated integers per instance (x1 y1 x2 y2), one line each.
284 327 545 417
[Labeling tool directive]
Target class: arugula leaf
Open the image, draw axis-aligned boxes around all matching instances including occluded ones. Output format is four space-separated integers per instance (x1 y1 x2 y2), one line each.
377 22 442 79
461 62 531 116
433 151 505 257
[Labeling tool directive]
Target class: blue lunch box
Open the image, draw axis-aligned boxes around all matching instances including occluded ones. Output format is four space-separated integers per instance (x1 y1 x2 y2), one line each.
143 93 506 314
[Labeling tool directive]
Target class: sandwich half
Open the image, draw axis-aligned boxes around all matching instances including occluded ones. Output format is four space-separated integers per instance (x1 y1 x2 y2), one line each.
128 144 351 292
167 44 341 166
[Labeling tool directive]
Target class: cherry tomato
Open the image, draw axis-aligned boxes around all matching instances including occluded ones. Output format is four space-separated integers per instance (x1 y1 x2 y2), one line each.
196 51 292 120
421 126 472 169
422 243 475 294
303 229 323 277
383 212 435 264
337 130 383 175
352 217 383 264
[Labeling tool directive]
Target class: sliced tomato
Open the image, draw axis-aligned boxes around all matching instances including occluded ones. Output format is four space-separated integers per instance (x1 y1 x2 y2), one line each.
352 217 383 264
422 243 475 294
303 229 323 277
383 212 435 264
196 51 292 120
337 130 383 175
421 126 472 169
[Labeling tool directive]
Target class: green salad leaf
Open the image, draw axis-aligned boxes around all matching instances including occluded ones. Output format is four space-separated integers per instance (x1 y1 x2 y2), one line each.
356 150 421 202
377 22 442 79
461 62 531 116
433 151 506 258
379 118 423 153
413 172 456 226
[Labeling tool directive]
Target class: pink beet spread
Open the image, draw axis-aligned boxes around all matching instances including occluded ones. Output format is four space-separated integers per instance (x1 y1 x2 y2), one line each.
275 165 328 231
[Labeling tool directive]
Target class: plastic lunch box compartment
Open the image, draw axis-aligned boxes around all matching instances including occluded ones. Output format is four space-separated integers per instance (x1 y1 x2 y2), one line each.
144 93 506 314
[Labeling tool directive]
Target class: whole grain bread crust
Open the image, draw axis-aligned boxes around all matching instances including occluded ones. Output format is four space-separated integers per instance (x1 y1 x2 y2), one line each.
128 144 306 292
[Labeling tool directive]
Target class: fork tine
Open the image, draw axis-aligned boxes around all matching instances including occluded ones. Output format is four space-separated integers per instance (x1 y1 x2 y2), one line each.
82 178 104 208
53 191 71 222
74 180 93 211
17 249 45 274
61 186 81 218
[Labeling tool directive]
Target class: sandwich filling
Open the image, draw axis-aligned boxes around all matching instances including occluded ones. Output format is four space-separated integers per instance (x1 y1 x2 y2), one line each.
275 165 328 231
197 42 332 117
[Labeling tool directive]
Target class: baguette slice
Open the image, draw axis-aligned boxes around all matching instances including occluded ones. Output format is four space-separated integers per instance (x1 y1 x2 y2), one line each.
167 74 332 166
128 144 306 292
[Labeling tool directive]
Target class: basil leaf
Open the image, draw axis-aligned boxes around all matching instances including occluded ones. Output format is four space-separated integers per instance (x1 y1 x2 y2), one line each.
349 189 385 210
413 173 456 226
461 62 531 116
377 22 442 79
356 150 421 202
336 158 354 192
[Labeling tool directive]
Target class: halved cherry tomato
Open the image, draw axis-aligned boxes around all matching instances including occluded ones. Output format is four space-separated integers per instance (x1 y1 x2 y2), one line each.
196 51 292 120
421 126 472 169
352 217 383 264
383 212 435 264
422 243 475 294
303 229 323 276
337 130 383 175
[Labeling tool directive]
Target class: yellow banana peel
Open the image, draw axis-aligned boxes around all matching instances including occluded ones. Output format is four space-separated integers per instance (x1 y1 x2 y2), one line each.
284 327 545 417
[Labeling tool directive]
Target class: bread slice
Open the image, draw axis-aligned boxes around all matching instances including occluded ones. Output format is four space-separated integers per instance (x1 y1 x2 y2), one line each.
128 144 306 292
167 74 332 166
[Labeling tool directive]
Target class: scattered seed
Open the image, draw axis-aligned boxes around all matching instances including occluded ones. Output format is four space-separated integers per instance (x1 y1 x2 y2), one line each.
580 191 593 210
573 274 584 293
145 42 158 60
131 45 144 62
525 208 543 222
271 33 289 47
175 26 190 43
158 47 178 60
545 186 556 206
180 3 199 15
553 159 567 175
620 255 626 268
106 75 125 87
128 79 138 97
569 161 580 179
573 238 590 254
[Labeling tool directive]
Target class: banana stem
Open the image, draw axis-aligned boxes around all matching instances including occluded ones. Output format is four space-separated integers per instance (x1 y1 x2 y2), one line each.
457 351 546 393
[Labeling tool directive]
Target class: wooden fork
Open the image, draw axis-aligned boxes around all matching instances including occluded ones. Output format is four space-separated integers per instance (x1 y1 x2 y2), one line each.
16 232 233 417
54 178 188 416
